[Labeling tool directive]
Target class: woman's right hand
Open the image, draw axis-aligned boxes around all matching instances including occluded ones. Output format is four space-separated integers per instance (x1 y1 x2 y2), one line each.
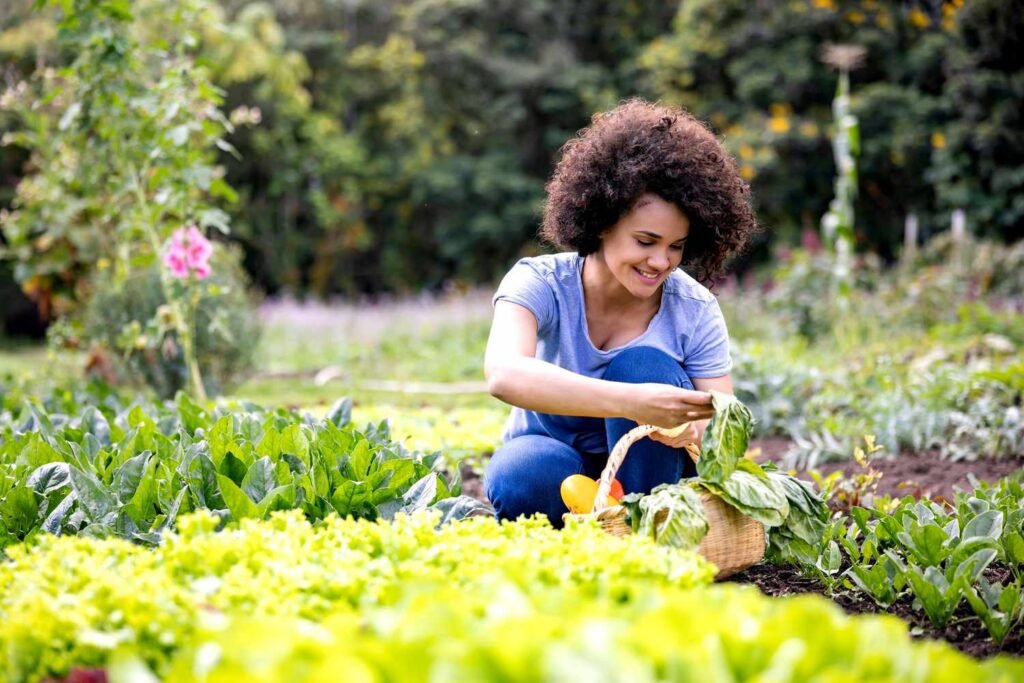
625 383 715 428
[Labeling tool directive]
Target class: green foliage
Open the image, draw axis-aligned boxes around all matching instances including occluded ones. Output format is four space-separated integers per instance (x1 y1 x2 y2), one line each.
0 391 482 550
643 0 1024 251
1 0 237 312
789 471 1024 644
82 245 260 399
0 510 715 681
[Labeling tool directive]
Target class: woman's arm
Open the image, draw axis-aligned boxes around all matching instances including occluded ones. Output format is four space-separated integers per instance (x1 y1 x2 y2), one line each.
484 301 714 426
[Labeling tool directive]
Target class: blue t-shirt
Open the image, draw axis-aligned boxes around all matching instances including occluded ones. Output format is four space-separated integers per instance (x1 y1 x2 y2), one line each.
492 252 732 453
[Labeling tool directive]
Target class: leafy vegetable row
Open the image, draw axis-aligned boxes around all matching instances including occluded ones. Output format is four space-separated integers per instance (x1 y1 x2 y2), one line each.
3 511 1020 682
0 510 713 681
0 392 488 550
790 470 1024 644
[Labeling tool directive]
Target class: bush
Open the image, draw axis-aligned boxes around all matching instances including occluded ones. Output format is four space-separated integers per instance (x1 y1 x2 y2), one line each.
82 245 260 399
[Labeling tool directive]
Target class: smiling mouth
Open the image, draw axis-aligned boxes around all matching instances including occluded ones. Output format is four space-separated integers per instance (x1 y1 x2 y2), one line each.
633 267 661 281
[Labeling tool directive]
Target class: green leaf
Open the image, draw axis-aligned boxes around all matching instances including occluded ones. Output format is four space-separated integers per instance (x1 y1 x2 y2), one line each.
279 425 311 466
326 397 352 427
68 466 117 523
218 450 249 485
401 474 438 513
42 492 76 535
186 452 225 510
123 457 159 525
2 486 41 536
242 457 277 503
113 451 151 503
217 475 259 521
637 483 709 551
962 510 1004 541
26 463 71 496
907 565 960 627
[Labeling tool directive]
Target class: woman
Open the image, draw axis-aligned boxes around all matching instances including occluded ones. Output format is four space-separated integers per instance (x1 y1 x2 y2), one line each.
484 98 759 526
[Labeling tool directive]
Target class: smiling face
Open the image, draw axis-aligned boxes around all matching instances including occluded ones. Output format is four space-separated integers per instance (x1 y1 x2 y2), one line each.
594 194 690 301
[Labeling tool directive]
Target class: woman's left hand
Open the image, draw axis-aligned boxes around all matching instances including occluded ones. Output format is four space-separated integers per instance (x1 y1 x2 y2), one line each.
649 420 701 451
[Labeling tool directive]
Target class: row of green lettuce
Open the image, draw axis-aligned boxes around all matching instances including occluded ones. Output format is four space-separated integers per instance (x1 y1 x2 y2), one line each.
0 384 490 551
782 467 1024 645
1 510 1020 683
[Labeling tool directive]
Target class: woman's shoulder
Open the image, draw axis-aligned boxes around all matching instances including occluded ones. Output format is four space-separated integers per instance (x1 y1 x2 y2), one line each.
507 252 580 282
664 268 716 305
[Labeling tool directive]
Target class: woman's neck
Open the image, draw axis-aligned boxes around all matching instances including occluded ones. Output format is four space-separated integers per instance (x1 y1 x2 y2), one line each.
581 253 660 316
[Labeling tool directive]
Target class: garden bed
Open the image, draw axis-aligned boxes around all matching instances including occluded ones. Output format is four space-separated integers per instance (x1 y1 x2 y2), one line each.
460 438 1024 658
728 562 1024 658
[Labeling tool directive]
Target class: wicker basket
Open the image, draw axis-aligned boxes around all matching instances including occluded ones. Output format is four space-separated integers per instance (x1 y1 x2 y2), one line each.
564 423 765 580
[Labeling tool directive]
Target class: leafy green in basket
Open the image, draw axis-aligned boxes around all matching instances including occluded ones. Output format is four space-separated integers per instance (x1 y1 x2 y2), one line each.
621 483 708 551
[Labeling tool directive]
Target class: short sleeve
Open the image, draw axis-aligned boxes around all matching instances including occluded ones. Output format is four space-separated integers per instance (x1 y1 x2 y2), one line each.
492 259 557 333
683 298 732 378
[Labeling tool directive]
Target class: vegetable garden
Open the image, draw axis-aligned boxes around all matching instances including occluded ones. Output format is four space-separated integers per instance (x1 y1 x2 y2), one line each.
3 229 1023 680
2 0 1023 681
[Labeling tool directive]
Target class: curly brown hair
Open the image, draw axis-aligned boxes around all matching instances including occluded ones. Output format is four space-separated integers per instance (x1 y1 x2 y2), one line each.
540 98 759 284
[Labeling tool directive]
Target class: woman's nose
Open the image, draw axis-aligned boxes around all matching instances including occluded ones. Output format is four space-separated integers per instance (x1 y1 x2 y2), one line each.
648 250 671 269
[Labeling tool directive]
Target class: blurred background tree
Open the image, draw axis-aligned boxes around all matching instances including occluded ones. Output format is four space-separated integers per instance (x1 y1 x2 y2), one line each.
1 0 1021 332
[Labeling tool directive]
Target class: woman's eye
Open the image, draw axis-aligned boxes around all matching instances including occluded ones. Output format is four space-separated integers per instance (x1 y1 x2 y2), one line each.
636 240 654 246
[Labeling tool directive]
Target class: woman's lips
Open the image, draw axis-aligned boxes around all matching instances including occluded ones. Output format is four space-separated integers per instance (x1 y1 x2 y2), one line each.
633 266 661 284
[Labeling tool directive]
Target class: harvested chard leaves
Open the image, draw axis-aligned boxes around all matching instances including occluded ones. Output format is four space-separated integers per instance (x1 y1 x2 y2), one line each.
698 390 754 484
621 483 709 550
764 466 830 565
698 469 789 528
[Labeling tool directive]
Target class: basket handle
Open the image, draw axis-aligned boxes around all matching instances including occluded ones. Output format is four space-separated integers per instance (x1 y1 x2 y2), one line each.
592 422 699 512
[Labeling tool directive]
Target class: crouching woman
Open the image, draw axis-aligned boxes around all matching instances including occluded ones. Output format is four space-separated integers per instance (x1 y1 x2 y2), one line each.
484 98 759 527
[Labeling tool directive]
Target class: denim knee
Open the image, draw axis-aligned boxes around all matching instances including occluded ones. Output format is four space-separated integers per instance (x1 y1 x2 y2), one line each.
484 435 588 528
602 345 694 390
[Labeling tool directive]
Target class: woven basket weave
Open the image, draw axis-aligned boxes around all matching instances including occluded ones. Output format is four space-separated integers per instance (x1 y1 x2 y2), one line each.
564 423 765 580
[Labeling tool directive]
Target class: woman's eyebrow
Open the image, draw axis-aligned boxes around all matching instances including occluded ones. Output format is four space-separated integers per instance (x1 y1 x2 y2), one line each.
636 230 687 243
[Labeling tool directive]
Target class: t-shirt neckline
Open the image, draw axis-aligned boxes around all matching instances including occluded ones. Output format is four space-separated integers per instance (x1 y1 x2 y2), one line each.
575 253 669 355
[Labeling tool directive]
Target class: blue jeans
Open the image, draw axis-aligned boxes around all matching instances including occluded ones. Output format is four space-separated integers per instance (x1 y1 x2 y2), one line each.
484 346 697 527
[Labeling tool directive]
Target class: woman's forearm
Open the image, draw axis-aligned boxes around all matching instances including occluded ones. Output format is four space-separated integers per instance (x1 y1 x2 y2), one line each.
485 356 634 420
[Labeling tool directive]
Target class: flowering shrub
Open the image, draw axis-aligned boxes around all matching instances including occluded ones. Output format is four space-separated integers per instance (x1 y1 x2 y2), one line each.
82 244 258 399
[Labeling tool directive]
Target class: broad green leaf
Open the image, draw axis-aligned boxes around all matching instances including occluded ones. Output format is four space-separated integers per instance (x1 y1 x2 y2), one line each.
186 452 225 510
68 466 117 523
325 397 352 427
962 510 1004 541
26 463 70 496
42 492 76 535
279 425 311 466
113 451 151 503
218 450 248 485
2 486 41 536
217 475 259 521
402 474 438 513
635 483 709 551
242 457 277 503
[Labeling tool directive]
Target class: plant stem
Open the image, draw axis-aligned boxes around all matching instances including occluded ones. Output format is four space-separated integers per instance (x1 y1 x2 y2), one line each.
132 165 208 403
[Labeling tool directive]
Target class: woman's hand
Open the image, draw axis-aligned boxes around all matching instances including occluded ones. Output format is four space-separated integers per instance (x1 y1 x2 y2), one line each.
625 383 714 428
649 420 700 448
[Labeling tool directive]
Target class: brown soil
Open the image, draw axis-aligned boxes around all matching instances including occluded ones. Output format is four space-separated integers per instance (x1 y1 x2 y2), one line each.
459 438 1024 659
727 562 1024 659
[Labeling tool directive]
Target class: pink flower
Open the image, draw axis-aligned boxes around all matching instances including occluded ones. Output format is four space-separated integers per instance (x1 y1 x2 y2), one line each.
164 225 213 280
163 246 191 279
